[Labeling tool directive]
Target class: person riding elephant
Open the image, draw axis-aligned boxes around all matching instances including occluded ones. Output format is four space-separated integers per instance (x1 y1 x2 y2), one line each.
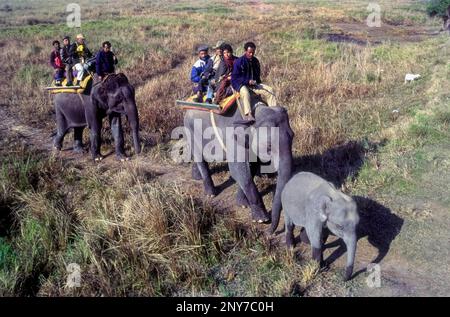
61 36 76 86
73 34 93 82
183 101 294 225
53 73 141 161
231 42 277 121
190 45 211 103
50 40 64 86
95 41 118 81
214 43 236 104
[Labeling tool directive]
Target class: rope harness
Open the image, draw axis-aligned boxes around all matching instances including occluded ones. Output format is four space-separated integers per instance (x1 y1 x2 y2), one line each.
209 90 246 153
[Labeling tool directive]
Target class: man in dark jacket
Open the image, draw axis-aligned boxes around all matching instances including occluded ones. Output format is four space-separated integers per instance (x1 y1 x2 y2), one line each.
61 36 76 86
231 42 277 120
96 41 118 80
50 40 64 86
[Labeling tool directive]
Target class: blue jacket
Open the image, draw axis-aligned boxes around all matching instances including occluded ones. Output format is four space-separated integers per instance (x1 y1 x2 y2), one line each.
190 56 210 83
231 55 261 91
96 50 117 77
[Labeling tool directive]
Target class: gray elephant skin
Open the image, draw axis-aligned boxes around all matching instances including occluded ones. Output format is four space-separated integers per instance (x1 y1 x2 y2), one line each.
281 172 360 281
53 73 141 160
184 102 294 225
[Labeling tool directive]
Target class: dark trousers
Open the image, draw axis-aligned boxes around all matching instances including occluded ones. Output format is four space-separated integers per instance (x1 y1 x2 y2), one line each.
54 68 64 81
65 64 74 83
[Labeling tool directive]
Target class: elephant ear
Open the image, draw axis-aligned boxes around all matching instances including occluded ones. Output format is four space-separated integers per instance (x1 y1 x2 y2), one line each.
92 85 109 109
233 120 254 149
314 195 332 222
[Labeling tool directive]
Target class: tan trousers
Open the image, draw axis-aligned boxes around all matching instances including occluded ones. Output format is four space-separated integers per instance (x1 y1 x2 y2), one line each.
239 84 277 115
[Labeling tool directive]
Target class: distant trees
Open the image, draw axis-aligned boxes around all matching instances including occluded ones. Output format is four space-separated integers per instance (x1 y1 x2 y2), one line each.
426 0 450 17
427 0 450 31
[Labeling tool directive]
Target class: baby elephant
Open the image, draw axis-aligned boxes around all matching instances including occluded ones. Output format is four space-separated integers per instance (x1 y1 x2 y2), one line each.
281 172 360 281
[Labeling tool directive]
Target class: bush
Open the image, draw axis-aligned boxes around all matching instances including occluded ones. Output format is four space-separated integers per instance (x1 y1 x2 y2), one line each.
426 0 450 17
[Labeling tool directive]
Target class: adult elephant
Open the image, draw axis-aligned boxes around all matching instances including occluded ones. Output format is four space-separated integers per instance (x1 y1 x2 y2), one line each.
183 101 294 228
53 73 141 160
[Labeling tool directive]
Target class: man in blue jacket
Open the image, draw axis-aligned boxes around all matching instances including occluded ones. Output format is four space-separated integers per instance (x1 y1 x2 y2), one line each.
190 45 211 102
96 41 118 81
231 42 277 120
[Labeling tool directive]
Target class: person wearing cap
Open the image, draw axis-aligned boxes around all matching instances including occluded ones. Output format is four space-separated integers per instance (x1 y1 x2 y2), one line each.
49 40 64 86
73 34 93 82
200 40 224 103
231 41 277 121
190 45 211 103
95 41 118 81
74 33 92 61
204 40 224 79
61 36 76 86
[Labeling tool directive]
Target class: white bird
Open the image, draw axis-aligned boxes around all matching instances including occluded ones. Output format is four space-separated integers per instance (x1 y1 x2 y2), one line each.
404 73 421 83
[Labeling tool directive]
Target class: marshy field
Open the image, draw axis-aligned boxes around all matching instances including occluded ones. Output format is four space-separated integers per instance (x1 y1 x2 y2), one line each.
0 0 450 296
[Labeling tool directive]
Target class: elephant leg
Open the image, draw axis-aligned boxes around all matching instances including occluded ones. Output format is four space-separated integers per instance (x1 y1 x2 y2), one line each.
236 161 257 208
54 111 68 151
229 162 268 223
89 118 102 161
308 224 324 265
285 215 295 249
322 227 330 245
196 161 217 196
300 227 311 245
110 114 126 160
191 163 203 180
236 187 249 208
73 127 84 153
54 130 66 151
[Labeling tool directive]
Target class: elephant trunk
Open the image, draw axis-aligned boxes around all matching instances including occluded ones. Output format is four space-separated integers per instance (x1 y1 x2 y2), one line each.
343 232 357 281
126 99 141 155
269 130 293 233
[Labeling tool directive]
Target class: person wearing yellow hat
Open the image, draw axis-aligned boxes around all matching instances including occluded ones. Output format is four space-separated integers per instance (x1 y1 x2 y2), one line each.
74 34 92 61
73 33 93 82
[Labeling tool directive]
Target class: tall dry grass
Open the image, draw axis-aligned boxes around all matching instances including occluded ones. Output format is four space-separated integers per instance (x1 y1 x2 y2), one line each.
0 141 321 295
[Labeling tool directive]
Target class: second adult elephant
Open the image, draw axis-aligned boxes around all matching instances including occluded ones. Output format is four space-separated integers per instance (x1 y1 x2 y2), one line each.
53 74 141 160
183 102 294 226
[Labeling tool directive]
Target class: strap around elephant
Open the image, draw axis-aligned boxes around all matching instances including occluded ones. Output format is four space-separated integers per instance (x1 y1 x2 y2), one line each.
231 87 245 119
210 111 227 152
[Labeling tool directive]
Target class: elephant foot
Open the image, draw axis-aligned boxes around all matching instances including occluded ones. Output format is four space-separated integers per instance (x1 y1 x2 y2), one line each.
250 205 269 224
266 226 276 236
192 165 203 180
300 228 311 245
116 154 130 162
312 247 323 264
73 146 84 154
286 234 295 249
236 193 250 208
343 265 354 282
267 223 279 235
205 186 218 198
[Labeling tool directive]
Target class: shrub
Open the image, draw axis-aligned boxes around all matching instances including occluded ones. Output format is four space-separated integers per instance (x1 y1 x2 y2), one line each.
426 0 450 17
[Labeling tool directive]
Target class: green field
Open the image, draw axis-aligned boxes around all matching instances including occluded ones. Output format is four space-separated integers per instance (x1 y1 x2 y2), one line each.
0 0 449 296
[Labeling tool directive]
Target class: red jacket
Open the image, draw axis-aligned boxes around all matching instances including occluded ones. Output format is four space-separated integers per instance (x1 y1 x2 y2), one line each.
50 49 63 69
